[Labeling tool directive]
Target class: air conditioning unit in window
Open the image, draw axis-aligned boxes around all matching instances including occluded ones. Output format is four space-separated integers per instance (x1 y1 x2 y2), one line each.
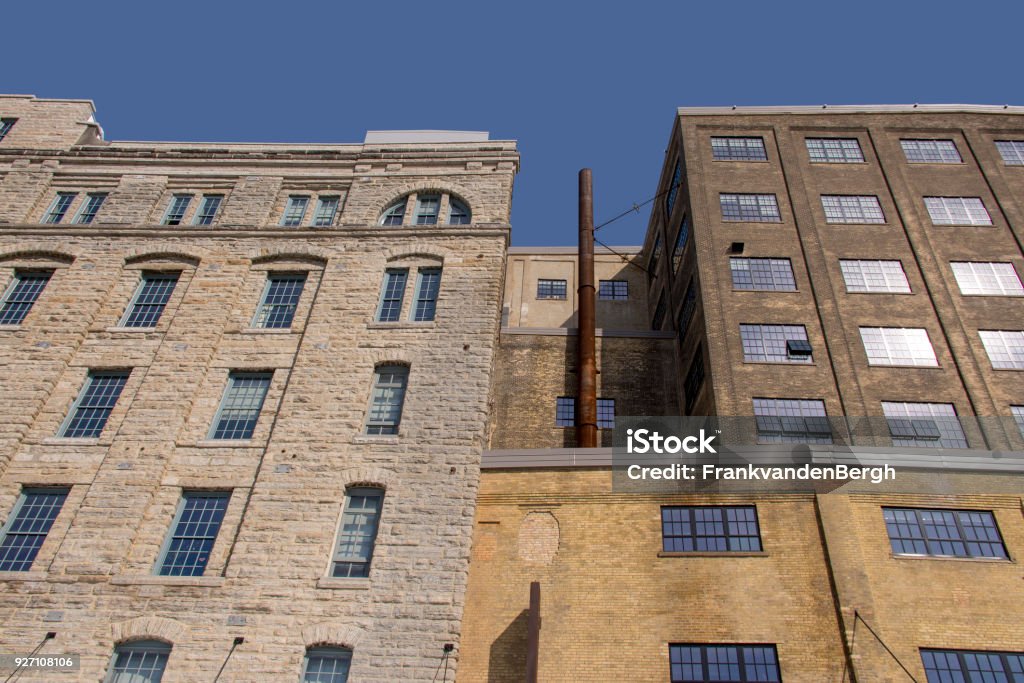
786 339 813 358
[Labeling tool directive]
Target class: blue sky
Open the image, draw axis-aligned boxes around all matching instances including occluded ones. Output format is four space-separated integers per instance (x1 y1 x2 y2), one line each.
4 1 1021 246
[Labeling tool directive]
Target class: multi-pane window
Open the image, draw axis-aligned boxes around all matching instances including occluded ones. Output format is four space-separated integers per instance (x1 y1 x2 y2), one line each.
365 365 408 435
924 196 992 225
662 506 762 552
730 258 796 292
42 192 76 224
597 398 615 429
72 192 107 224
740 324 812 363
0 271 51 325
665 160 682 219
376 269 408 322
921 649 1024 683
995 140 1024 166
108 641 170 683
678 280 697 338
312 196 340 227
0 488 68 571
753 398 832 444
412 268 441 322
649 235 663 277
414 194 440 225
979 330 1024 369
669 644 780 683
162 194 192 226
332 488 383 578
281 195 310 227
839 260 911 293
192 195 222 226
684 347 705 413
652 293 667 331
209 373 272 440
1012 406 1024 438
672 214 691 273
805 137 864 163
253 273 306 329
60 372 129 438
537 279 567 300
120 273 179 328
556 396 575 428
950 261 1023 296
448 198 471 225
884 508 1007 559
711 137 767 161
0 118 16 142
821 195 885 224
900 139 962 164
720 194 781 222
156 492 230 576
859 327 938 366
598 280 628 300
303 647 352 683
882 401 967 448
380 200 406 226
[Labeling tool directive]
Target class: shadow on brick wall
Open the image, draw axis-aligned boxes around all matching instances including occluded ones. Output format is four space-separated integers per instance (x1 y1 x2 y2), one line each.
487 609 529 683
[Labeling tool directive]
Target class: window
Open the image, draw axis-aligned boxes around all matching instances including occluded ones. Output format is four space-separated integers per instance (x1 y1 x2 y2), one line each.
120 272 179 328
839 260 911 293
303 647 352 683
711 136 767 161
60 372 129 438
730 258 796 292
376 269 408 322
859 327 938 366
0 488 68 571
312 196 340 227
666 160 682 219
678 280 697 338
1013 406 1024 438
900 139 961 164
951 261 1023 296
598 280 628 300
597 398 615 429
672 214 690 273
281 195 310 227
156 491 230 576
192 195 222 226
684 347 705 413
0 271 51 325
821 195 885 224
0 118 15 142
882 401 967 448
753 398 832 444
448 198 471 225
884 508 1007 559
42 192 76 224
740 324 811 363
332 488 383 578
72 192 107 224
652 293 667 331
253 273 306 329
107 641 170 683
649 235 663 278
979 330 1024 369
805 137 863 163
537 279 567 300
924 196 992 225
556 397 574 427
162 194 192 226
365 365 408 435
662 506 761 552
380 200 406 226
209 372 272 440
412 268 441 322
995 140 1024 166
669 644 780 683
921 649 1024 683
414 194 440 225
720 194 781 223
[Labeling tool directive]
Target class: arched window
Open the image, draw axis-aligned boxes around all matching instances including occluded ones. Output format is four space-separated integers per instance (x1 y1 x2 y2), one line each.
331 487 384 578
380 200 406 226
378 192 471 226
302 647 352 682
448 197 471 225
107 640 171 683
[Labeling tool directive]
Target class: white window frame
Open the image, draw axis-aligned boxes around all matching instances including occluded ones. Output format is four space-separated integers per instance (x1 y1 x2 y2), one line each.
859 327 938 367
950 262 1024 296
162 194 193 226
71 192 108 225
821 195 885 224
924 197 992 226
979 330 1024 370
839 260 911 293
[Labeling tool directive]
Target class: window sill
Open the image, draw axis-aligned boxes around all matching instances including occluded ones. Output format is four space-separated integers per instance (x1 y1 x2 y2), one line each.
366 321 436 330
110 575 225 587
103 326 162 333
658 551 768 558
317 577 371 590
240 327 296 335
866 364 942 369
825 222 888 226
731 289 800 294
194 439 258 448
41 436 102 446
891 554 1012 564
931 223 995 228
742 360 816 366
351 435 400 445
0 571 48 581
712 159 770 164
0 324 25 331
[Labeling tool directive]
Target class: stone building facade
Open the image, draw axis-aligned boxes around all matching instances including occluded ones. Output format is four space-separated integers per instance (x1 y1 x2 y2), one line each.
0 95 517 682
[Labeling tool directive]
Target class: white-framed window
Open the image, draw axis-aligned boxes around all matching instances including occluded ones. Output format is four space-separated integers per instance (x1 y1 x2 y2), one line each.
839 260 911 293
995 140 1024 166
365 365 408 435
859 327 938 366
0 488 69 571
720 193 781 222
192 194 223 226
753 398 832 444
209 372 272 440
379 192 471 226
106 640 171 683
730 258 796 291
0 270 52 325
740 324 812 363
882 401 967 448
821 195 885 224
281 195 310 227
120 272 180 328
302 647 352 683
950 261 1023 296
42 192 76 224
72 192 108 224
162 194 193 226
252 273 307 329
924 197 992 225
59 371 130 438
805 137 864 163
155 491 230 576
331 488 383 578
711 136 767 161
900 139 961 164
979 330 1024 369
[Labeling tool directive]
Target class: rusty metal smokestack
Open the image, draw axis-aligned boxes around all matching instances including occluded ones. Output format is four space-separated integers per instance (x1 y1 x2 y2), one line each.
577 169 598 448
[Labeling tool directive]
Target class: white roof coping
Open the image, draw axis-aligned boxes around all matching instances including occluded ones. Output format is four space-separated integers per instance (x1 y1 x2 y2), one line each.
364 130 489 144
